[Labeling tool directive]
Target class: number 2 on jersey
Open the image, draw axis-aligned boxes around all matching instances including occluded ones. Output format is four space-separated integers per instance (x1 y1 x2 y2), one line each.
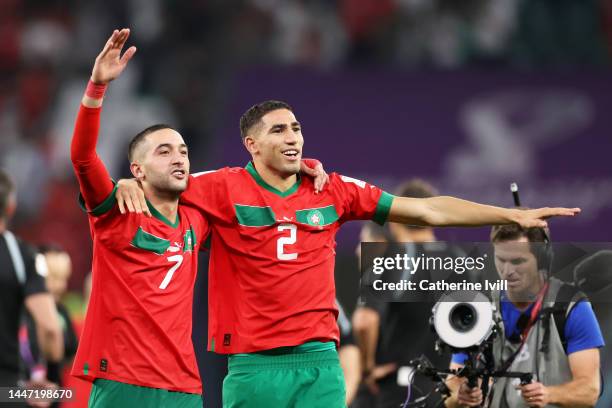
277 224 297 260
159 255 183 289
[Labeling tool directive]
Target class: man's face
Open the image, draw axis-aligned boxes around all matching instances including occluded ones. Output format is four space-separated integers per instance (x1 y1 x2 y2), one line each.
248 109 303 176
133 129 190 194
45 251 71 301
493 237 541 295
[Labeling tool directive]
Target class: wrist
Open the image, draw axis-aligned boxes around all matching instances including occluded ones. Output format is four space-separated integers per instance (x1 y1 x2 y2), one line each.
86 79 108 100
507 208 521 224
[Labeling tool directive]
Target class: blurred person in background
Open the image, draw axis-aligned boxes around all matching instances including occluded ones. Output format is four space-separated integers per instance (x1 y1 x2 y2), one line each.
353 179 472 408
352 221 392 388
337 299 362 406
22 244 78 392
0 169 63 397
446 224 604 408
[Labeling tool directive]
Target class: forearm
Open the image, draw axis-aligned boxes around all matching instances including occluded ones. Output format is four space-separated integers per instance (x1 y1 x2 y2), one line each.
389 196 518 227
339 346 361 405
352 308 379 371
71 85 114 208
547 379 599 407
36 324 63 362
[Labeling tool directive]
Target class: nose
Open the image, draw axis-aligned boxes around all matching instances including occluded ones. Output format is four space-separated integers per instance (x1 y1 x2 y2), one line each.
501 263 515 278
172 151 186 165
284 129 299 145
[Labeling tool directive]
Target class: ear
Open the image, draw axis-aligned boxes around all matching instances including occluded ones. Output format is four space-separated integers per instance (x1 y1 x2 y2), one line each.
5 194 16 219
243 135 258 155
130 162 145 180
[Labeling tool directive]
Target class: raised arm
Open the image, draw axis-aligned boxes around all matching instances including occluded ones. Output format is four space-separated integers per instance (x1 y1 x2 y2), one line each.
388 195 580 229
71 28 138 212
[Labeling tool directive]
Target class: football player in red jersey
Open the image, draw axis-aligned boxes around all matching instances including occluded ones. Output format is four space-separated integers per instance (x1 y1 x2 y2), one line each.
70 28 209 408
117 64 581 408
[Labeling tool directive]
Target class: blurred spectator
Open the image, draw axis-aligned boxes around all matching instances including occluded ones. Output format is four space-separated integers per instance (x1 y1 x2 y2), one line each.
23 245 78 387
338 299 361 406
0 169 63 391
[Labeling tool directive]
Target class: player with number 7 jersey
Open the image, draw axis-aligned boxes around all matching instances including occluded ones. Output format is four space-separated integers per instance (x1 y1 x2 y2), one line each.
70 29 209 407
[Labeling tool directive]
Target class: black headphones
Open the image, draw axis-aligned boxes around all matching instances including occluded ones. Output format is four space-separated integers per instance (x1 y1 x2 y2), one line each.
533 227 553 276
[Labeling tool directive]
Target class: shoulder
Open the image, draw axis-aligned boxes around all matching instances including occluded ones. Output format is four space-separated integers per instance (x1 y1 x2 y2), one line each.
188 166 251 188
3 231 38 262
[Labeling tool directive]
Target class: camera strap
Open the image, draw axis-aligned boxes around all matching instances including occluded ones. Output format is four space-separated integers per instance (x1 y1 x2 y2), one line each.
499 281 550 373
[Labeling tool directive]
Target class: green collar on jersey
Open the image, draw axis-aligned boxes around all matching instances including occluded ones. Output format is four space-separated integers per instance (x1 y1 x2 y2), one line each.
245 161 301 198
146 200 180 228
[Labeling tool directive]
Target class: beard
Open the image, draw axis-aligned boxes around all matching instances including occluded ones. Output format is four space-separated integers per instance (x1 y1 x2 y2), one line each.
148 173 188 197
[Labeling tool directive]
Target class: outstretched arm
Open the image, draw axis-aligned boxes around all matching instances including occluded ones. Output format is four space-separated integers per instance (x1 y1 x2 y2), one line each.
70 28 143 212
388 195 580 229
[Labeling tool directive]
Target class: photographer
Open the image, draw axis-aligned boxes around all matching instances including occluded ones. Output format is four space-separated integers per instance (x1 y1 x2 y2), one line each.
445 223 604 408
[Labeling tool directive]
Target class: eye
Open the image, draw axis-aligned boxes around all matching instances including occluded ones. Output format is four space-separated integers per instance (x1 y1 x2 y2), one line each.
159 150 169 155
293 127 301 132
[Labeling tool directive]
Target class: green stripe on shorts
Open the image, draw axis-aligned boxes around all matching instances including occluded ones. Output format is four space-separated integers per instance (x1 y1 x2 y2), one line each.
88 379 202 408
223 342 346 408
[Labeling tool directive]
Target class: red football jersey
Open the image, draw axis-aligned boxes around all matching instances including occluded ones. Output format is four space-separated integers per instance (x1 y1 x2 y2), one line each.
182 162 394 354
71 188 209 393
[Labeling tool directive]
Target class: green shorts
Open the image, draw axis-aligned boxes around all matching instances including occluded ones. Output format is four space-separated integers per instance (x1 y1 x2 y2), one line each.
223 342 346 408
88 378 202 408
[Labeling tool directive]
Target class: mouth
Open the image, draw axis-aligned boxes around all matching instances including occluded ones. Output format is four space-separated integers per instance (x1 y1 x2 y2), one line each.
171 168 186 180
506 279 522 287
281 149 301 161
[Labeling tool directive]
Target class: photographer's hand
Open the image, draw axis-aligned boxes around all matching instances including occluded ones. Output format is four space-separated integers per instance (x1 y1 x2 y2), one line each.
457 382 483 407
518 382 550 407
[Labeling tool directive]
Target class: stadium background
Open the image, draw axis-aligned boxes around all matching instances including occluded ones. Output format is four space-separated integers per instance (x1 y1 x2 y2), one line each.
1 0 611 406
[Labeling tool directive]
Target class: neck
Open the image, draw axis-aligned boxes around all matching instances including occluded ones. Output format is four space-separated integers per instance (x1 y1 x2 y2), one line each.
508 277 545 311
0 219 6 234
142 184 180 224
395 228 436 243
252 159 297 192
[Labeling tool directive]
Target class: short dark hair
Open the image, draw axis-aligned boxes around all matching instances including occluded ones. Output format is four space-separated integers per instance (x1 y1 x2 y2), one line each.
0 170 15 219
490 223 550 244
128 124 175 162
490 211 550 258
239 100 292 139
394 178 438 199
394 179 437 230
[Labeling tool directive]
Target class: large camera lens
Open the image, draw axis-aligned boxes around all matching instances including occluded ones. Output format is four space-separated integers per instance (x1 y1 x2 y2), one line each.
449 303 477 333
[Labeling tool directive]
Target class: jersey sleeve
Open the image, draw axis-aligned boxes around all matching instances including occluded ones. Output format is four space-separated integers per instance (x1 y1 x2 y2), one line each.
564 301 605 354
70 104 115 214
20 242 48 298
181 169 232 221
331 173 394 225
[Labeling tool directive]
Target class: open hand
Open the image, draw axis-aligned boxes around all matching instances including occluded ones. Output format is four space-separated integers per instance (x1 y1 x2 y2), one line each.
514 207 580 229
116 179 151 216
300 160 329 193
91 28 137 85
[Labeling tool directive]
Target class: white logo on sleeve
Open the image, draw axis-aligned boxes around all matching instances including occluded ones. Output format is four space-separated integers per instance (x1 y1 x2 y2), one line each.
340 175 366 188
